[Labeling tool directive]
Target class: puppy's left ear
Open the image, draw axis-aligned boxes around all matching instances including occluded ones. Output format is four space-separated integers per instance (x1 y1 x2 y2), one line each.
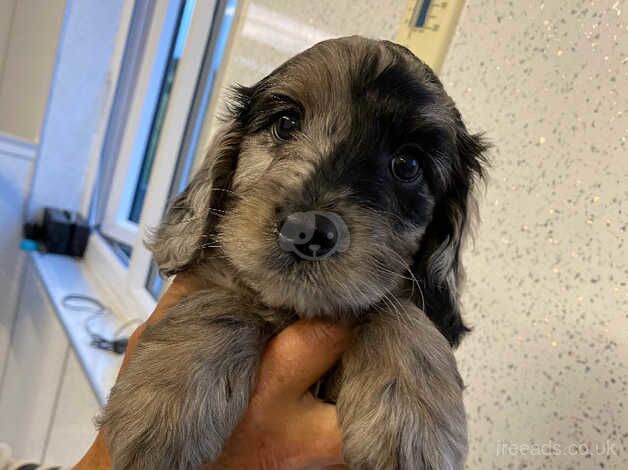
412 115 489 347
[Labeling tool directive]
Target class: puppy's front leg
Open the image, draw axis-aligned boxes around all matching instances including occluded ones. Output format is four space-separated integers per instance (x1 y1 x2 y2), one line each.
338 302 467 470
101 290 274 470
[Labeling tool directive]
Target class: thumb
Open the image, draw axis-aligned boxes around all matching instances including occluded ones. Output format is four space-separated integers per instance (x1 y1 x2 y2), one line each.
257 319 351 398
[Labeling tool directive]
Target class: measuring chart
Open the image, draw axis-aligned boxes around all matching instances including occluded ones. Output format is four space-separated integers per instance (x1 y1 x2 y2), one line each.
395 0 465 73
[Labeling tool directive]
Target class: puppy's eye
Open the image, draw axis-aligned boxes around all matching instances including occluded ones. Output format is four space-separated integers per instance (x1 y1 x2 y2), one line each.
390 153 422 182
273 115 299 141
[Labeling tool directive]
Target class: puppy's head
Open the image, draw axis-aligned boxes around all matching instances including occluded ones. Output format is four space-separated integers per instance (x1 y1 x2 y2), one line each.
150 36 488 346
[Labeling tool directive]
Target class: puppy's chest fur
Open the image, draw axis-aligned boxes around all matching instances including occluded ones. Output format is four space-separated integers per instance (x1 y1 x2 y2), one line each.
190 258 376 402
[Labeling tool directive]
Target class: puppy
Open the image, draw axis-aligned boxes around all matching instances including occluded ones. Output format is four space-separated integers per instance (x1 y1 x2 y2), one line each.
101 36 488 470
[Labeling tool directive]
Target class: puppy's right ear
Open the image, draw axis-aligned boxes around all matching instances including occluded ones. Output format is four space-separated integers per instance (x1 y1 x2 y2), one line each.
147 121 242 275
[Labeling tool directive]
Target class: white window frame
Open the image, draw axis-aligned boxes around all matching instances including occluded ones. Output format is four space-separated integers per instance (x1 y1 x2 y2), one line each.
101 0 195 246
80 0 236 319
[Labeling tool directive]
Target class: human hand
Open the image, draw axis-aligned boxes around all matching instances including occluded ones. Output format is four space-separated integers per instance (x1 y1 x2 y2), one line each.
211 319 350 470
74 274 350 470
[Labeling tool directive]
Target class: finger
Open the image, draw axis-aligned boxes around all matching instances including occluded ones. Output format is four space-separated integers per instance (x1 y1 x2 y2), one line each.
290 401 345 468
74 428 112 470
257 319 351 398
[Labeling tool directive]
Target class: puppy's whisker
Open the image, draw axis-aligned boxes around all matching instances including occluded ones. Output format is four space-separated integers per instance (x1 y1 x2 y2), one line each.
165 207 225 218
384 250 426 313
381 290 405 325
372 250 425 317
371 259 412 281
319 262 365 315
160 215 220 226
158 233 214 241
382 287 414 327
199 242 223 249
339 263 378 310
167 204 222 211
209 187 241 198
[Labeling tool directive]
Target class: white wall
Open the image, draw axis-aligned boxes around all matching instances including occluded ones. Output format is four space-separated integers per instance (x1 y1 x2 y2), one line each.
0 0 16 83
26 0 127 218
0 0 66 142
0 0 66 389
0 134 35 392
0 0 127 413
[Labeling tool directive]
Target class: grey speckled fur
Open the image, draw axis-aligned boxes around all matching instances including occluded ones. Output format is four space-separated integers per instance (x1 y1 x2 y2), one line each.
100 36 488 470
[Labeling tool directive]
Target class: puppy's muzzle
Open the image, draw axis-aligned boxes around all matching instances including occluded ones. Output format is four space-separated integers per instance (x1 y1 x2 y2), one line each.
277 211 350 260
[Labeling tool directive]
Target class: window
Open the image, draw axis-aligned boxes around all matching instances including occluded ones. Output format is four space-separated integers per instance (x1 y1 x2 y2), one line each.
127 0 196 225
85 0 238 314
146 0 237 299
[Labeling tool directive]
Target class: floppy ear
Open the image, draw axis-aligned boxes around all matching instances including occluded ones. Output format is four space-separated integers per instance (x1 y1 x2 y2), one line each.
412 118 489 347
147 121 242 275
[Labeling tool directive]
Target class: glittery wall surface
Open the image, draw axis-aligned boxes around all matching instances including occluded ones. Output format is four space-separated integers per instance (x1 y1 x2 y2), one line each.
440 1 627 468
212 1 627 468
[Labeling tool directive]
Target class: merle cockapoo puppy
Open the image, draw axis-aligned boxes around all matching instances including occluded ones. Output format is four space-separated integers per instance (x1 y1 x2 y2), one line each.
101 36 488 470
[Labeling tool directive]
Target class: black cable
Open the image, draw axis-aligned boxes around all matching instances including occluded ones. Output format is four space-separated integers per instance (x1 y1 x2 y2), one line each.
61 294 142 354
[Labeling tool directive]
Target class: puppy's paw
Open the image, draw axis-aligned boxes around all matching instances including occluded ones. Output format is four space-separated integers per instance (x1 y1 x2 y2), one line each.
100 292 269 470
339 374 467 470
337 309 467 470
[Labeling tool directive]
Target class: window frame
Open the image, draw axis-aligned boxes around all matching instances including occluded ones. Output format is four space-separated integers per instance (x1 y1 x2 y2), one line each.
100 0 189 246
82 0 236 318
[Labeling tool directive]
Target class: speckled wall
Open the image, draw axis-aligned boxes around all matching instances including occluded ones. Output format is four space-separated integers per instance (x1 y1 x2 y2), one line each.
214 1 627 468
442 1 627 469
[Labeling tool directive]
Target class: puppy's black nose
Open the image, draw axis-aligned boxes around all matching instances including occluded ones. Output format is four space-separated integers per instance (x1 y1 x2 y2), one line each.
277 211 349 260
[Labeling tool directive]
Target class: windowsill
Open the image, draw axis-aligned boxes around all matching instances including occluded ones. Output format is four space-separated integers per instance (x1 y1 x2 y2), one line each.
29 251 133 406
82 232 158 320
